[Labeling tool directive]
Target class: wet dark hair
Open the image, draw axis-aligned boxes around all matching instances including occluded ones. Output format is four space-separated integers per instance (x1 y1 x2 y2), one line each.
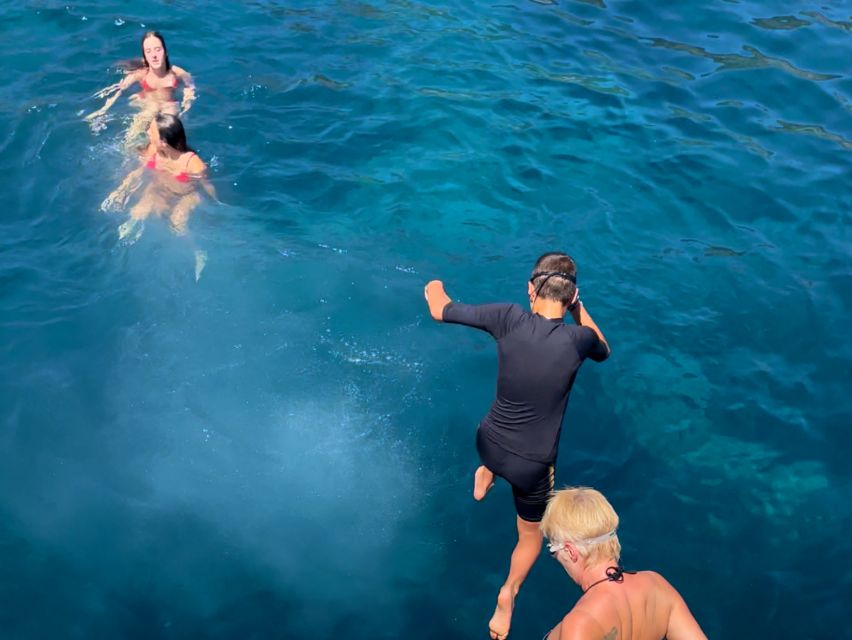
140 31 171 71
530 252 578 305
155 113 193 153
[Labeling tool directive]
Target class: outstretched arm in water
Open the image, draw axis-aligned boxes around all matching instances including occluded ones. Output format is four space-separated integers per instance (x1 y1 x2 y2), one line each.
173 66 196 116
85 69 143 122
199 175 217 202
101 165 145 212
101 143 155 211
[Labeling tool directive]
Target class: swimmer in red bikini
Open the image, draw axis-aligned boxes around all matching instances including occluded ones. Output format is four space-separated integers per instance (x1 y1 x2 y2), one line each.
85 31 196 145
102 114 215 278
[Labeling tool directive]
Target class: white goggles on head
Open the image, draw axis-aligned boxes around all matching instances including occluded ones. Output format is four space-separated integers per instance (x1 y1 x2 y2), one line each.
547 529 617 554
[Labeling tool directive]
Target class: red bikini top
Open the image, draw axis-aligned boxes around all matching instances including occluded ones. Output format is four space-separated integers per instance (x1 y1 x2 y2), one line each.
146 153 195 183
140 73 179 92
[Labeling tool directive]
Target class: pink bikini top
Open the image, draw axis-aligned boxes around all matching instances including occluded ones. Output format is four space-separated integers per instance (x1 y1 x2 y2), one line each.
140 74 179 92
146 153 195 183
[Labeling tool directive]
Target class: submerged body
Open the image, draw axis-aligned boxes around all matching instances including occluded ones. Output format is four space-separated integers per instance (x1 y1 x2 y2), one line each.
102 113 214 279
103 114 212 236
86 31 195 146
129 147 204 234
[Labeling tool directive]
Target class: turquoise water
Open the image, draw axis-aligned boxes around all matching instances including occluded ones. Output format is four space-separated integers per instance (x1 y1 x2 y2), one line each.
1 0 850 637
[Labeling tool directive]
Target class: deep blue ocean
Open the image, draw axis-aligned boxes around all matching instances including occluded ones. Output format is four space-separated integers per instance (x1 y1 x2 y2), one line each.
1 1 850 638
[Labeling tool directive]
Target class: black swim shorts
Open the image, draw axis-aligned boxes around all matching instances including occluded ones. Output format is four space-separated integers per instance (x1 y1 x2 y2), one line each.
476 427 555 522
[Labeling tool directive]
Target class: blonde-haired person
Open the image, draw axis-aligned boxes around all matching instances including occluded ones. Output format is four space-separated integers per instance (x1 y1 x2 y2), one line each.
541 488 707 640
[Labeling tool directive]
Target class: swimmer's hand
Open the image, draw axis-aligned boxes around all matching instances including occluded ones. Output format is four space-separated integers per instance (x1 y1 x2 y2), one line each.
194 250 208 282
178 98 194 118
118 217 144 245
91 82 122 100
424 280 452 321
84 107 106 122
101 188 130 212
179 81 196 117
87 76 135 123
103 167 144 211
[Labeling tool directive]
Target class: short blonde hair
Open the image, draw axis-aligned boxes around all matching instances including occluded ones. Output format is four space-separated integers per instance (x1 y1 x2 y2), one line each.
540 487 621 565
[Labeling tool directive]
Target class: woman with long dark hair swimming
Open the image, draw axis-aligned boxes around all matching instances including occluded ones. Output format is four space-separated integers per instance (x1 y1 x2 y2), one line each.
85 31 196 144
103 113 215 278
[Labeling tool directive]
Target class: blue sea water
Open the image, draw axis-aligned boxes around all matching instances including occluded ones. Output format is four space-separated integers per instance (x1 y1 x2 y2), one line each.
1 0 850 638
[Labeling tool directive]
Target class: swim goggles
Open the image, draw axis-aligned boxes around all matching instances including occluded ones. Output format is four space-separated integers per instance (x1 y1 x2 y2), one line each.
547 529 617 555
529 270 579 308
529 270 576 286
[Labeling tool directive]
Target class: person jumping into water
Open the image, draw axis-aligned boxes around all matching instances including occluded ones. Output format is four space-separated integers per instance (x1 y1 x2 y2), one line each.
424 252 610 640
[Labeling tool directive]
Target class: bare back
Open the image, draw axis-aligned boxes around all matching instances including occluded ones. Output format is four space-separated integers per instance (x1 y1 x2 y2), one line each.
551 571 706 640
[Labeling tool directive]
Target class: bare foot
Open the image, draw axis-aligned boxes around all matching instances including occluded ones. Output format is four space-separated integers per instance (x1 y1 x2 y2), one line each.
118 218 144 245
489 585 515 640
473 465 495 501
194 250 208 282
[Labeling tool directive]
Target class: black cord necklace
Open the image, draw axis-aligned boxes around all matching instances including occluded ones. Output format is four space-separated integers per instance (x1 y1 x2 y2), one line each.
582 566 637 594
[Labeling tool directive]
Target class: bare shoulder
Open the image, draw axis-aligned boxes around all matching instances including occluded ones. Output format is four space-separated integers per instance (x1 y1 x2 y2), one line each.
641 570 679 594
122 68 145 87
642 572 708 640
139 142 156 159
641 569 666 581
172 65 192 78
557 607 612 640
186 153 206 174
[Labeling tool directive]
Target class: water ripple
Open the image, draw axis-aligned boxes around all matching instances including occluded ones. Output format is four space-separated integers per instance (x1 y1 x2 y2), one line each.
645 37 841 81
0 1 850 638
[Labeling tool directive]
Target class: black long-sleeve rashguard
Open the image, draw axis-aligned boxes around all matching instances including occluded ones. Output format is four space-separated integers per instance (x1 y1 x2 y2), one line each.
443 302 608 465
